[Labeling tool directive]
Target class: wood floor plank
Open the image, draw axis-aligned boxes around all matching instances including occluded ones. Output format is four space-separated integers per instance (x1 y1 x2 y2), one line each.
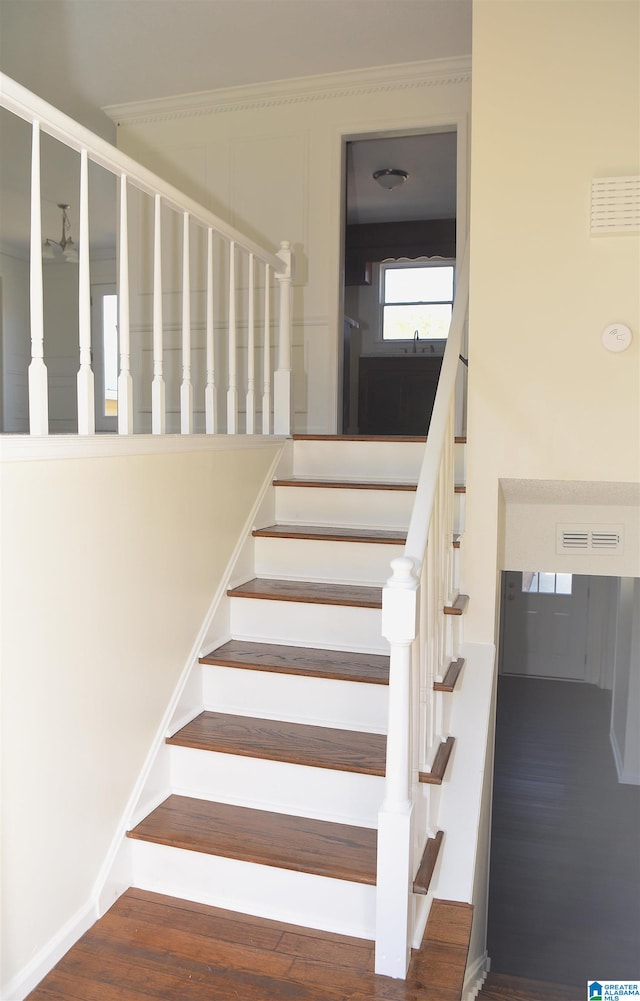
253 523 406 544
200 639 390 684
127 796 378 884
227 577 383 608
27 889 474 1001
167 711 387 775
478 973 582 1000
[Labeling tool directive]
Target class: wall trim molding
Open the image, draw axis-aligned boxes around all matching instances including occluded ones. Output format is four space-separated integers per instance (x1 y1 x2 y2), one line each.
104 56 471 127
1 898 97 1001
0 433 286 463
463 950 490 1001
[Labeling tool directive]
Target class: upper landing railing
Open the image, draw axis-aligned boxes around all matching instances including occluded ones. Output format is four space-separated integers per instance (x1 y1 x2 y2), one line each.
0 73 294 437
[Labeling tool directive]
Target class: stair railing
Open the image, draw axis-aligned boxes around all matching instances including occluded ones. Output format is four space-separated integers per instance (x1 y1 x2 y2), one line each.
375 241 470 978
0 73 293 437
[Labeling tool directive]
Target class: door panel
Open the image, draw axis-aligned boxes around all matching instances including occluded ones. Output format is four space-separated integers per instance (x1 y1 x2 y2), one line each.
500 571 590 680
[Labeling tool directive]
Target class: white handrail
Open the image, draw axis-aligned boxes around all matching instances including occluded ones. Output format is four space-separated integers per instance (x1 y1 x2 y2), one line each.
0 73 286 274
376 239 469 979
404 241 469 569
1 72 294 436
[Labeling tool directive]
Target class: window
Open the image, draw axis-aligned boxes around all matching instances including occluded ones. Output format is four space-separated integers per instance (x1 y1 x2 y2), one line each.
380 262 454 341
522 572 573 595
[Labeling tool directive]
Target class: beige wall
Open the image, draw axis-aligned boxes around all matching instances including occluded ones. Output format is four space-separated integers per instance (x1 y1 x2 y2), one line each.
0 440 280 990
113 62 470 434
466 0 640 641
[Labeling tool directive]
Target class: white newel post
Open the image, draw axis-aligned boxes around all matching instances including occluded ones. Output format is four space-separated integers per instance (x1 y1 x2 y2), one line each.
152 194 165 434
28 121 48 435
262 265 271 434
375 556 418 979
274 240 293 435
246 253 255 434
227 241 237 433
77 149 95 434
205 227 217 434
117 174 133 434
180 211 193 434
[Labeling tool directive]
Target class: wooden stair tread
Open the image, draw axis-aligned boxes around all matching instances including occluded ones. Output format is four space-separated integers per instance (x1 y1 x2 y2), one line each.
419 737 455 785
200 640 389 685
168 711 387 776
253 524 406 545
228 578 382 608
292 434 427 442
443 593 469 616
434 658 465 692
413 830 444 894
273 477 417 491
127 795 378 885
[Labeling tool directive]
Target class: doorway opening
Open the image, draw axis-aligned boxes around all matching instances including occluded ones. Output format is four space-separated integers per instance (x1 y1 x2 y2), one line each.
340 130 458 435
488 572 640 985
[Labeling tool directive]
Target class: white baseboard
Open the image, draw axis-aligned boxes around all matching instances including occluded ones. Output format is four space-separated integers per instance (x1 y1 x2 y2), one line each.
1 898 97 1001
610 729 640 785
463 950 490 1001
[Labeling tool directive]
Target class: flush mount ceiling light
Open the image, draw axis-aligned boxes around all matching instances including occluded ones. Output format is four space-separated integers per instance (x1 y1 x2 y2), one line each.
43 203 79 263
372 168 409 191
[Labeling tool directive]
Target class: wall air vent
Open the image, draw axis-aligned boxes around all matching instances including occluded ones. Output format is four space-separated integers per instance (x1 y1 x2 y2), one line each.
590 176 640 234
556 524 624 554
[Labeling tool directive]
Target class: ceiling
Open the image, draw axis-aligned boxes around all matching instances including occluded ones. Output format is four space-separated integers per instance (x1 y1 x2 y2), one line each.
0 0 470 255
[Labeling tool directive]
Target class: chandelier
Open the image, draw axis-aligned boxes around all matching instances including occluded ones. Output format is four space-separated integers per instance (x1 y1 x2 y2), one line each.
42 204 79 263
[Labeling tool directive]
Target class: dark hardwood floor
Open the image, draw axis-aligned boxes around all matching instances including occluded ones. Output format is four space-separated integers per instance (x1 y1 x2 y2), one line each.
487 676 640 987
27 890 473 1001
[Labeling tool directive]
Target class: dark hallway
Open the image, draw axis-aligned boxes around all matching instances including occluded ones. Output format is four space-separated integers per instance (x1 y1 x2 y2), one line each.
487 676 640 987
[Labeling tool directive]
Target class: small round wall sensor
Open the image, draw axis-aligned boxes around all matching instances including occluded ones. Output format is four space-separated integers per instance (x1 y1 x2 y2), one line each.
601 323 632 353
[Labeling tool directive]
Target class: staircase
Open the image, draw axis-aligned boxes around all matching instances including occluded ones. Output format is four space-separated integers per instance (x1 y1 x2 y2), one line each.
125 433 470 981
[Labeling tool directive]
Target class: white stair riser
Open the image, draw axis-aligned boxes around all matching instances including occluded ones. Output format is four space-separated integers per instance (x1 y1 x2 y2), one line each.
229 596 387 653
293 440 425 480
130 839 377 940
275 486 414 530
254 536 401 585
203 664 388 732
169 745 383 828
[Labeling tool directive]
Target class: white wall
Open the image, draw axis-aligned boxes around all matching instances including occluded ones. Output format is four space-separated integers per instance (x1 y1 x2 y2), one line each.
0 438 281 994
466 0 640 642
611 577 640 784
112 61 470 434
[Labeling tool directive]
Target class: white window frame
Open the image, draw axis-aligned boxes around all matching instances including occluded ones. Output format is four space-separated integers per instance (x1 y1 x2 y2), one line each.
379 259 455 343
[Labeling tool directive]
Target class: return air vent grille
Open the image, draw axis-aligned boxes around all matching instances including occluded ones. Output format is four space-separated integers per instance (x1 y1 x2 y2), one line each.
556 524 623 554
590 176 640 234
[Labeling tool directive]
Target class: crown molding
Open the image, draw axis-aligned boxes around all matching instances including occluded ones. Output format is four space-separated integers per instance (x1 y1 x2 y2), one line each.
104 56 471 127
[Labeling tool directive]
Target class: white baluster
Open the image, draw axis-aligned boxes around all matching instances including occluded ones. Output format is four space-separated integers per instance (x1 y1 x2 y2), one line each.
262 264 271 434
205 227 217 434
274 240 293 435
77 149 94 435
227 240 237 434
246 253 255 434
152 194 165 435
117 174 133 434
28 121 48 435
180 211 193 434
375 556 418 979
